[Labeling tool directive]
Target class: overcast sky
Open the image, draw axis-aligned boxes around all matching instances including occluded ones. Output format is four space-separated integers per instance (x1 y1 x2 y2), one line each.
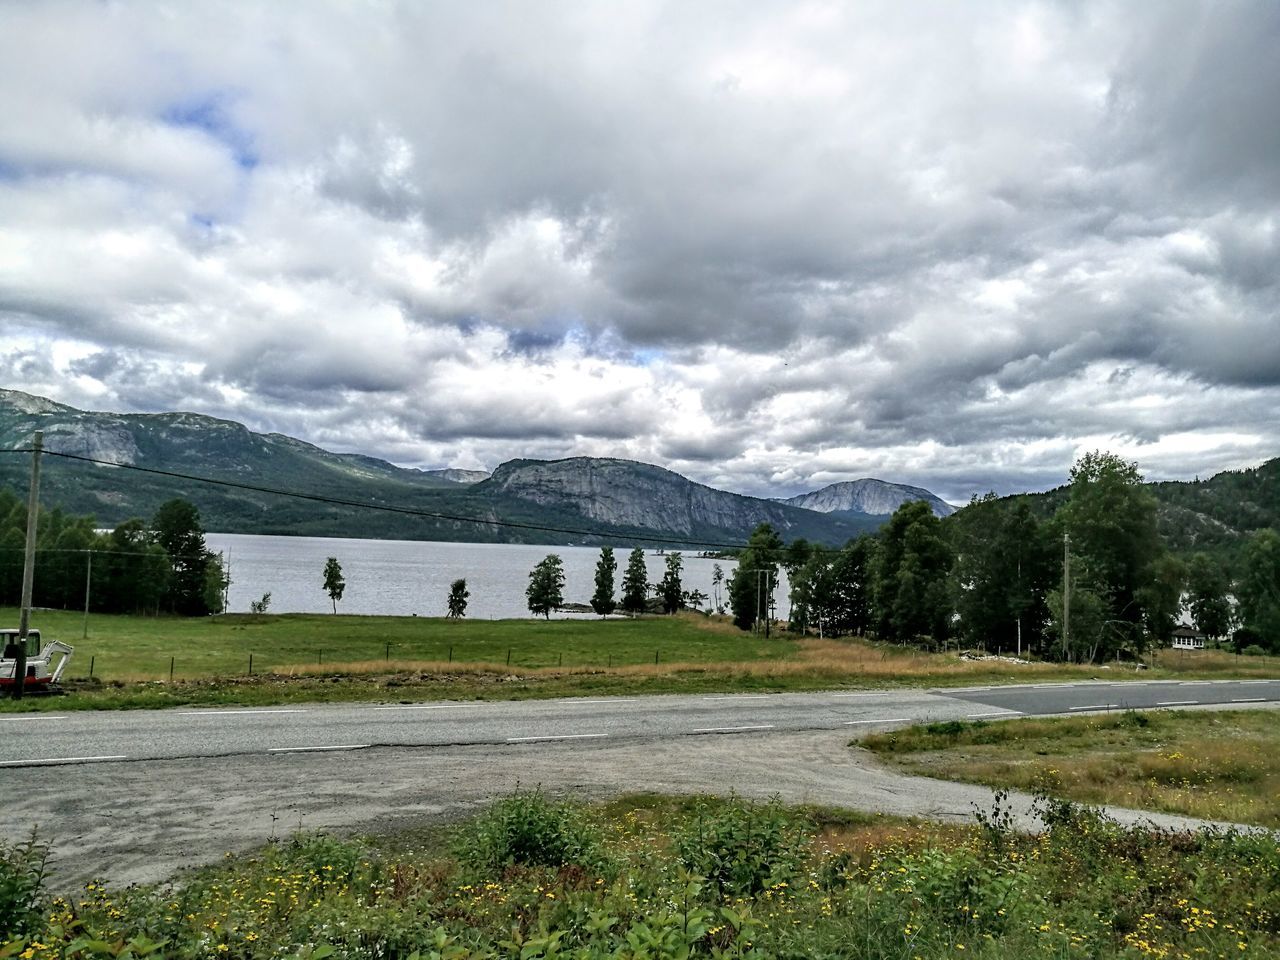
1 1 1277 503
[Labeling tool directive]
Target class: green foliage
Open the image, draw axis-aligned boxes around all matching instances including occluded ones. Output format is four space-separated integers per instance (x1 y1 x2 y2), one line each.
620 547 648 615
446 578 468 619
590 546 616 616
453 790 609 876
873 501 953 644
152 499 216 616
0 833 47 941
1236 528 1280 652
525 554 566 620
672 796 810 896
728 524 782 632
1187 553 1233 639
659 552 684 614
322 557 345 614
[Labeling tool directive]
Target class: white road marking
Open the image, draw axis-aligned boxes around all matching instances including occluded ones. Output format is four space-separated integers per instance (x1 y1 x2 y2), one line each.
1180 681 1213 685
268 744 369 753
1069 704 1119 711
179 709 307 716
2 715 67 721
557 699 638 704
1232 698 1265 703
506 733 608 742
1241 680 1275 684
1157 701 1198 706
693 724 775 733
702 695 769 701
844 718 912 725
831 692 888 698
967 712 1022 719
0 755 125 766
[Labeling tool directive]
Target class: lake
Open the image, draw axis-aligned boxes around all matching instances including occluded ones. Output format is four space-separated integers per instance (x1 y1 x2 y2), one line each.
204 534 790 620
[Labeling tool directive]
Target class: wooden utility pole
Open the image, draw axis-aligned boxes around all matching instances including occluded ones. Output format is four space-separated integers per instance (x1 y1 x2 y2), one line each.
14 431 43 700
1062 532 1071 662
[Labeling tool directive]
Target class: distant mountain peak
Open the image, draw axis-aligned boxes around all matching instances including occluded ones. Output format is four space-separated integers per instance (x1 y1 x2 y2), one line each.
783 478 955 518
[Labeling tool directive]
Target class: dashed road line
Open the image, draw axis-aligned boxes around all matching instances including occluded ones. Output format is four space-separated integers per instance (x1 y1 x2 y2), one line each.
844 718 912 725
702 695 769 701
1232 698 1265 703
1 755 125 766
180 709 308 716
557 699 638 705
2 715 67 721
693 724 775 733
1069 704 1119 711
1157 701 1198 706
506 733 608 743
372 703 479 711
830 692 888 697
268 744 369 753
967 712 1023 719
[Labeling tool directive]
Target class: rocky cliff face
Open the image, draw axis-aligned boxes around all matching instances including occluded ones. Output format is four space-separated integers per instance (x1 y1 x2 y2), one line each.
783 478 955 518
479 457 870 541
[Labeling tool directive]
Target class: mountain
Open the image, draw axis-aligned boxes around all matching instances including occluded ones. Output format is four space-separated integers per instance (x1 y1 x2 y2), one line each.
479 457 881 544
0 389 872 546
783 478 955 518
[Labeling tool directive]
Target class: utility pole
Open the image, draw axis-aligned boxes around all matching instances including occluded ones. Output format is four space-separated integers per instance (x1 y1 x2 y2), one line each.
1062 532 1071 662
14 431 43 700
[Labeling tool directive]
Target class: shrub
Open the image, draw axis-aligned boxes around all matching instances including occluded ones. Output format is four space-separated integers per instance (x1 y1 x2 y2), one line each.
0 832 48 940
454 790 609 876
1242 644 1267 657
672 795 811 896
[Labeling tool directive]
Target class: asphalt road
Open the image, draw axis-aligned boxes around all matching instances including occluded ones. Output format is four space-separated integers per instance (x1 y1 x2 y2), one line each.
2 678 1277 767
2 679 1277 891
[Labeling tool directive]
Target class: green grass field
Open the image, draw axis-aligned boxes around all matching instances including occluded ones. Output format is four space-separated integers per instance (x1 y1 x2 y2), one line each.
861 708 1280 828
4 605 1278 711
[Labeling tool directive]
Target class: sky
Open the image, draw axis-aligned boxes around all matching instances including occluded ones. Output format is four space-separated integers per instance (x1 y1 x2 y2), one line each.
1 1 1277 504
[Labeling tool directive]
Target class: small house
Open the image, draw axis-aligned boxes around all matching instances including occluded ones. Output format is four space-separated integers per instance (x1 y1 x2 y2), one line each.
1171 626 1206 650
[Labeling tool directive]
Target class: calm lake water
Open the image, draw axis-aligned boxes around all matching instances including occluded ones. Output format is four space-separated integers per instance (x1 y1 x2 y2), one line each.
204 534 790 620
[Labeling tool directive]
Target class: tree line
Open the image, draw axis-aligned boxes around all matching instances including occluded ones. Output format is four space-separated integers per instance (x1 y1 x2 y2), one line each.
0 490 226 617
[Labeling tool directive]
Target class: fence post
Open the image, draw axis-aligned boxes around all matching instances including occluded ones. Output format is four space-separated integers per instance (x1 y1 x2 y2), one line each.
249 653 253 676
448 645 453 662
506 648 511 666
558 652 563 667
89 654 95 679
655 650 659 665
170 656 175 682
319 650 323 665
385 642 390 662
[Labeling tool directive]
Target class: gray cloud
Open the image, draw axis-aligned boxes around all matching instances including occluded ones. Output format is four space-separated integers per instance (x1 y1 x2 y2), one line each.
0 1 1277 503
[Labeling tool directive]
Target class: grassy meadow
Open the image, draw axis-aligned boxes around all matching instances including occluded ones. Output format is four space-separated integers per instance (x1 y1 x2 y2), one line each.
2 605 1279 711
862 708 1280 828
4 791 1278 959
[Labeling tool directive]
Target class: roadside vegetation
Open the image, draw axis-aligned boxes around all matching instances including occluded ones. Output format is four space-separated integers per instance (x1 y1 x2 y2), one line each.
4 791 1277 959
862 708 1280 828
3 605 1278 712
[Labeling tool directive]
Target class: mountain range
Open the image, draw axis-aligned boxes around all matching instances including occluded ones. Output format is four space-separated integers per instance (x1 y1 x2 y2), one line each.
0 389 910 546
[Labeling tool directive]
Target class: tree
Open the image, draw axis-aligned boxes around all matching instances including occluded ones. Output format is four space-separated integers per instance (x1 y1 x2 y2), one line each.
950 496 1055 655
591 547 617 616
1186 553 1232 640
659 552 684 614
1138 554 1186 649
323 556 345 614
873 501 953 644
1056 452 1162 631
204 552 229 615
526 554 565 619
447 578 469 618
151 499 214 616
1236 529 1280 652
711 563 725 613
728 524 783 632
621 547 649 615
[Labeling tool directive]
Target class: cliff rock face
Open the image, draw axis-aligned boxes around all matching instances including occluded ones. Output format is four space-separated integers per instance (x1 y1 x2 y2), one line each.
784 478 955 518
480 456 857 539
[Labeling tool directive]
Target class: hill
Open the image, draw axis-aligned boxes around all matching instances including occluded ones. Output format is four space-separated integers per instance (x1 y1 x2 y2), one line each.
0 390 869 547
782 478 955 518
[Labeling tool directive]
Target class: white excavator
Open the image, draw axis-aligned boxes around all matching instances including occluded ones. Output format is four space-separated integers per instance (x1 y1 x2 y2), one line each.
0 628 73 694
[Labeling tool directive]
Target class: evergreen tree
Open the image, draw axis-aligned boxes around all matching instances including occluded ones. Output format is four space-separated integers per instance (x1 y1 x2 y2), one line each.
621 547 649 615
873 501 953 644
525 554 565 619
322 556 345 613
590 546 617 616
659 552 684 614
447 578 469 618
1236 529 1280 651
1186 553 1232 640
728 524 783 632
151 499 214 616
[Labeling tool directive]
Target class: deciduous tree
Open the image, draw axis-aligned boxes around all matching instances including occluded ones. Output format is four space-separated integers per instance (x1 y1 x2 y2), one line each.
728 524 783 632
323 556 345 613
526 554 565 620
447 578 469 618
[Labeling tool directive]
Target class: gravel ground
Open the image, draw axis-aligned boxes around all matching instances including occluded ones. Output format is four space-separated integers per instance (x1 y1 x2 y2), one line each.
0 729 1232 892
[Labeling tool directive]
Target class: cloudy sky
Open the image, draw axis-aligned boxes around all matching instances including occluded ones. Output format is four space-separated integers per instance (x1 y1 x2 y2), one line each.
1 1 1277 503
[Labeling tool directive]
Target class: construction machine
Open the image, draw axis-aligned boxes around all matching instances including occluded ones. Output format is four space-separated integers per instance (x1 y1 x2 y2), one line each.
0 629 73 694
